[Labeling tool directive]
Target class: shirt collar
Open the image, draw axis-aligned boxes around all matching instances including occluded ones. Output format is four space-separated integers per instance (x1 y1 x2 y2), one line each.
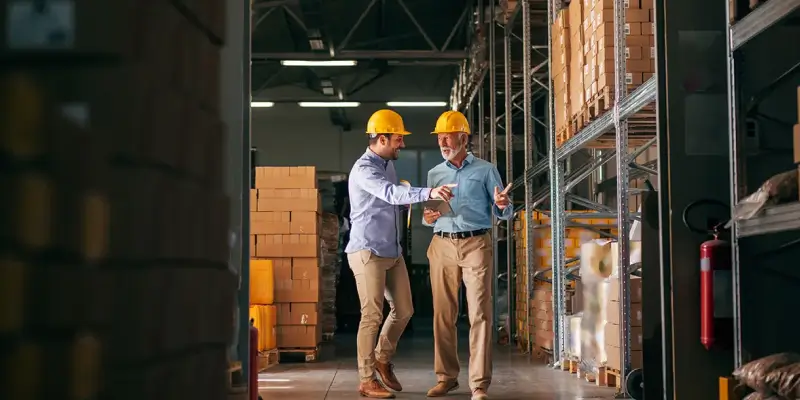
364 147 389 168
446 153 475 170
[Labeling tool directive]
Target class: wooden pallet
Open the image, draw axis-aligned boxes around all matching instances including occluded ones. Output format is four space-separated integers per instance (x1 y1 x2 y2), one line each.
559 357 597 382
278 346 320 362
561 357 579 373
556 85 657 149
597 366 622 388
257 349 279 372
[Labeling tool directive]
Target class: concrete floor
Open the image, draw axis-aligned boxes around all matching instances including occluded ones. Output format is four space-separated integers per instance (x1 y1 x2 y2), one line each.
258 323 617 400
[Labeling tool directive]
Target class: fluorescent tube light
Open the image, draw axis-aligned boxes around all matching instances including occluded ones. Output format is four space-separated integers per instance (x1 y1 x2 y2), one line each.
298 102 360 108
280 60 357 67
386 101 448 107
251 102 275 107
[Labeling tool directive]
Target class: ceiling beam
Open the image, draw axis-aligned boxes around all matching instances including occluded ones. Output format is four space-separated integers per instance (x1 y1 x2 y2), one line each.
252 50 467 61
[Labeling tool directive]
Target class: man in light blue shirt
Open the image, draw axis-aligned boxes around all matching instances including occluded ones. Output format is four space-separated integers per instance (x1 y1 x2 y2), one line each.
423 111 512 400
345 109 455 399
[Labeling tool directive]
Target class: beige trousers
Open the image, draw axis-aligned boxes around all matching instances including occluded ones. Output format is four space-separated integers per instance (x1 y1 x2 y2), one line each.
347 250 414 382
427 233 493 391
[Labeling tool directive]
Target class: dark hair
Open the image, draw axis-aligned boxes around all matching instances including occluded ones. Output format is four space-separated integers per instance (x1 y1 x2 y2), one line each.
368 133 392 146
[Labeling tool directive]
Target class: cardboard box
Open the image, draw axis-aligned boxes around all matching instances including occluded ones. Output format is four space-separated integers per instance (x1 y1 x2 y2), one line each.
793 124 800 163
256 189 321 212
254 166 317 189
604 322 643 351
277 302 319 325
605 345 643 370
607 276 643 303
272 258 320 303
606 300 643 326
277 325 321 348
254 234 319 258
251 211 319 235
291 257 320 280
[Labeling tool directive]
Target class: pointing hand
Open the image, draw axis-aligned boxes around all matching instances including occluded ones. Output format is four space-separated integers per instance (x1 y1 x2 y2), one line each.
494 183 512 210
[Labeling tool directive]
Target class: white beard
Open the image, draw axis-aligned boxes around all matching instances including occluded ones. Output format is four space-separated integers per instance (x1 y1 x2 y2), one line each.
440 135 467 161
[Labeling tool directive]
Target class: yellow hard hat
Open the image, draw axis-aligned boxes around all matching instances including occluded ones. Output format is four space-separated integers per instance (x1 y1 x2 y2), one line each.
432 110 471 135
366 109 411 135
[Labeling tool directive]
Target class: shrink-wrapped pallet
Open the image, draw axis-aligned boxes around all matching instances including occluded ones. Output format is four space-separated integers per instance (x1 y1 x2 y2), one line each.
319 213 341 336
568 313 583 358
579 240 614 374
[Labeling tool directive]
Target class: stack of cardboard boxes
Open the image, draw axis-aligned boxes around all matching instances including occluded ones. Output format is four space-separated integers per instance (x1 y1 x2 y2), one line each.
514 211 614 350
604 276 644 370
553 0 656 143
1 1 234 398
249 260 277 354
251 166 323 349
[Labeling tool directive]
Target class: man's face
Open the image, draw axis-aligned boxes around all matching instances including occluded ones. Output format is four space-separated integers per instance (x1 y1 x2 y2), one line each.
379 134 405 160
438 132 467 161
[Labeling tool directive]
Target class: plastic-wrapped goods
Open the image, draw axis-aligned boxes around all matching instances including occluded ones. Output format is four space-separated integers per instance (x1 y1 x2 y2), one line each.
579 240 614 374
764 362 800 399
568 313 582 358
727 169 799 227
320 213 341 335
733 353 800 393
743 392 787 400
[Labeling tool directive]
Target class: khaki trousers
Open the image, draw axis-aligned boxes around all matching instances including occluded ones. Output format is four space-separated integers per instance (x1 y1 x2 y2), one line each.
347 250 414 382
427 233 493 391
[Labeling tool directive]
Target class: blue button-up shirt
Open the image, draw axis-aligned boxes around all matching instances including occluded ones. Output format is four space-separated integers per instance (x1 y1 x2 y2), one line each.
345 148 433 258
424 153 513 233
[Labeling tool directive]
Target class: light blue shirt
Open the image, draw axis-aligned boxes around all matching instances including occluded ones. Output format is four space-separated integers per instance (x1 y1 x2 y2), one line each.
424 153 513 233
346 148 433 258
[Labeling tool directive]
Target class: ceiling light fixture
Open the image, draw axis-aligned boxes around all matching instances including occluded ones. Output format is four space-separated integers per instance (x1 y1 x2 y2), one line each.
386 101 448 107
280 60 357 67
298 101 360 108
251 101 275 107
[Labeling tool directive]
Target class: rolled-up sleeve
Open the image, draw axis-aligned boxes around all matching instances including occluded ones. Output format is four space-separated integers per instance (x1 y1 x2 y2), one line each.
352 162 431 206
485 167 513 220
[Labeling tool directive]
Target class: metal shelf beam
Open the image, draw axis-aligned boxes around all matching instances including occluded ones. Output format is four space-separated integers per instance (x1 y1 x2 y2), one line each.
730 0 800 50
511 76 657 191
736 202 800 237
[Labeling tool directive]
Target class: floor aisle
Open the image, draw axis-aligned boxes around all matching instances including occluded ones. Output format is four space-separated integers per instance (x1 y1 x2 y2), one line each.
258 326 616 400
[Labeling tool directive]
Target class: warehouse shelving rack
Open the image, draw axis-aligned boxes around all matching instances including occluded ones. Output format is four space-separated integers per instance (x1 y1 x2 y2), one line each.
454 0 661 394
725 0 800 372
505 0 656 394
453 0 654 369
452 0 799 397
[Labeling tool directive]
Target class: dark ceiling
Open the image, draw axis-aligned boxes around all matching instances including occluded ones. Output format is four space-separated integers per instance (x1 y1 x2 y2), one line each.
248 0 553 167
250 0 472 102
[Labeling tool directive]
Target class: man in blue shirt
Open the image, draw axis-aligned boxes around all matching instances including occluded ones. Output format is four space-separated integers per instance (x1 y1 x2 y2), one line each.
422 111 512 400
346 109 455 399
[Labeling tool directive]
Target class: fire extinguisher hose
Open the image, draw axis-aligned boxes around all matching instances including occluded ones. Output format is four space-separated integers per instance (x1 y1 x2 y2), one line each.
682 199 731 236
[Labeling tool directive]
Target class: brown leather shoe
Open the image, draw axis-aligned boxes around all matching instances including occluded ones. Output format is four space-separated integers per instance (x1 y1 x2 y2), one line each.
471 388 489 400
426 380 459 397
358 379 395 398
375 361 402 392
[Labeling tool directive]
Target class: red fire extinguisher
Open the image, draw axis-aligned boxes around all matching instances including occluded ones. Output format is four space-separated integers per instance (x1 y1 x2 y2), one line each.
249 319 259 400
684 198 733 350
700 233 731 350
